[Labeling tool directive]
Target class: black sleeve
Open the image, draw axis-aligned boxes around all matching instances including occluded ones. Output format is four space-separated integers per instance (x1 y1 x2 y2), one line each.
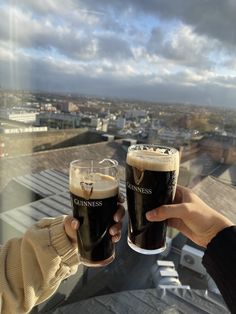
202 226 236 314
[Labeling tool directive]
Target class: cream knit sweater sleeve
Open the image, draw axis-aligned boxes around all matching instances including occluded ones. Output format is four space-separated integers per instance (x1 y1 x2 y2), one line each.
0 216 79 314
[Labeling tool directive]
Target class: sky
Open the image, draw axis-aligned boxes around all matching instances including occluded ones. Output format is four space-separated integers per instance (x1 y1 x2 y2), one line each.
0 0 236 108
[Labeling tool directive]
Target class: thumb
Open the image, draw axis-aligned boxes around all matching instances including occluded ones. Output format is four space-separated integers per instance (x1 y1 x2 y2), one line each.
146 203 185 222
64 216 79 245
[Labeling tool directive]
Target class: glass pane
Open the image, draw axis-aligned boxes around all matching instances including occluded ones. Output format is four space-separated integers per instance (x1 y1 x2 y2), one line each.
0 1 235 313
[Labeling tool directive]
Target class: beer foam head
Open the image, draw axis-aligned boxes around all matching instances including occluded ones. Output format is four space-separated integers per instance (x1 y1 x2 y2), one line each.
127 145 179 172
70 172 118 199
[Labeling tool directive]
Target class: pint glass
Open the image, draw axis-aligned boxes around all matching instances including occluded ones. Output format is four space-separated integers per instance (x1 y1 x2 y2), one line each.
70 159 119 267
126 144 179 254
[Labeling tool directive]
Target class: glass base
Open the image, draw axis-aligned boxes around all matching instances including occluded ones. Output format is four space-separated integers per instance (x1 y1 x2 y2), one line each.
127 237 166 255
79 252 115 267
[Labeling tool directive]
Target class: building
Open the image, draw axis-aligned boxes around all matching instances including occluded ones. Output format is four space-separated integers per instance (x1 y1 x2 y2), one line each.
58 102 79 113
1 126 48 134
200 134 236 164
0 110 38 123
116 117 126 129
36 112 80 129
125 109 148 119
0 128 108 157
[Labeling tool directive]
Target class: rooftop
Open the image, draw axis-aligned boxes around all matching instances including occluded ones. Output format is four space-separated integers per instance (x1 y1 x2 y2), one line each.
0 140 127 193
0 141 233 313
193 176 236 224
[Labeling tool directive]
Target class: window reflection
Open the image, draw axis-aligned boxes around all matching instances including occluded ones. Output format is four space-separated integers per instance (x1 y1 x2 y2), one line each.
0 0 235 313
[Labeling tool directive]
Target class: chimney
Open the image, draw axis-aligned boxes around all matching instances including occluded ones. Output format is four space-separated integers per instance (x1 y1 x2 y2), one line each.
122 138 137 147
102 134 115 142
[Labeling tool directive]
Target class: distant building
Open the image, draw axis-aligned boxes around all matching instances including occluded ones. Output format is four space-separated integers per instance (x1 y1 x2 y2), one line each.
1 126 48 134
36 112 80 129
153 128 192 145
125 109 147 119
57 102 79 113
116 117 126 129
0 110 38 123
201 134 236 164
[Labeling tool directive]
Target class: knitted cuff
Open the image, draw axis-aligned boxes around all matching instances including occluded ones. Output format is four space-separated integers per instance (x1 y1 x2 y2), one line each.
49 216 79 268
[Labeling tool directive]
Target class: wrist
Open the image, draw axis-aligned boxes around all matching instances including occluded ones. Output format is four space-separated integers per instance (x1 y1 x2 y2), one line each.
207 221 234 247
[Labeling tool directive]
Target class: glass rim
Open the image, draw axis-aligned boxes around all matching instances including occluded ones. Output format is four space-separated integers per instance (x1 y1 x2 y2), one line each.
70 158 118 169
128 144 179 155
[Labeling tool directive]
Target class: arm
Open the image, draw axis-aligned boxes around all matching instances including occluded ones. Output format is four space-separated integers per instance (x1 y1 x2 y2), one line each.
0 199 125 314
146 186 235 312
0 216 79 314
202 226 236 313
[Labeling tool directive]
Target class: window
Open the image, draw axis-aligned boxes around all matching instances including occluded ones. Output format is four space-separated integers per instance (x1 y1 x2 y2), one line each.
0 1 235 313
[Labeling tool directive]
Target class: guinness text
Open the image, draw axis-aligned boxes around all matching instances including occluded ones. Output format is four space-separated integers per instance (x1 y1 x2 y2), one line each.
126 181 152 194
74 199 103 207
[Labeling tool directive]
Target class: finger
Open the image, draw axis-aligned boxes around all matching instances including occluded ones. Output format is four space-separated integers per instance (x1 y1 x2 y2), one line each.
113 205 125 222
118 192 125 203
109 222 122 236
146 203 188 222
111 231 121 243
64 215 79 229
64 216 79 245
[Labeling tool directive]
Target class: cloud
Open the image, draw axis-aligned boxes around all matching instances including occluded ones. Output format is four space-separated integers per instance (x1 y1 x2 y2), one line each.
82 0 236 48
0 0 236 107
0 3 133 62
147 24 215 68
1 48 235 108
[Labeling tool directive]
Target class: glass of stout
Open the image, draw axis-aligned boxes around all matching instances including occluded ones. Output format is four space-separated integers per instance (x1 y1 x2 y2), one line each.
70 159 119 267
126 144 179 254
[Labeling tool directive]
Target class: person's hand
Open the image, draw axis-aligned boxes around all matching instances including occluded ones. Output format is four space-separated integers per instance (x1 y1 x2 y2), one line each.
64 193 126 245
146 185 234 248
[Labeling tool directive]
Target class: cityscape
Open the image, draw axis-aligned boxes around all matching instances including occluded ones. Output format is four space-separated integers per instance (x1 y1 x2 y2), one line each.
0 89 235 313
1 89 236 159
1 0 236 312
0 88 235 313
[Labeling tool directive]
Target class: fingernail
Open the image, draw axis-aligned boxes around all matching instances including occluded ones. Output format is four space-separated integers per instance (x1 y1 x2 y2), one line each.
110 227 116 236
72 219 79 230
113 214 119 222
146 210 156 219
112 235 119 243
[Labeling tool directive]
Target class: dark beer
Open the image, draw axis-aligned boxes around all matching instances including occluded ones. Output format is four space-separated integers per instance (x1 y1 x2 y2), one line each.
126 145 179 254
70 167 119 267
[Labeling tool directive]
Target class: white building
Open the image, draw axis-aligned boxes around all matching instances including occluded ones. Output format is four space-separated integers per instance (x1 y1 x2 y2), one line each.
2 126 48 134
0 110 38 123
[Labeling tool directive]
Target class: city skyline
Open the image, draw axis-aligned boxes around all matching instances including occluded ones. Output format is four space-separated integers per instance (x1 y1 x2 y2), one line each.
0 1 236 108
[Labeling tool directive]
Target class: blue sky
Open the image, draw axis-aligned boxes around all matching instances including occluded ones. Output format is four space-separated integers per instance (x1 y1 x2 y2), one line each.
0 0 236 108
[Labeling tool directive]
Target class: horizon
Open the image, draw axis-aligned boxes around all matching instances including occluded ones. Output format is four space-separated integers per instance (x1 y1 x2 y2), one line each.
2 87 236 112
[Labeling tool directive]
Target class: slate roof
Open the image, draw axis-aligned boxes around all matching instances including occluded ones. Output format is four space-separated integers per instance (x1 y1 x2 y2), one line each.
213 163 236 185
193 176 236 224
53 288 229 314
0 141 234 313
0 140 127 192
0 176 126 238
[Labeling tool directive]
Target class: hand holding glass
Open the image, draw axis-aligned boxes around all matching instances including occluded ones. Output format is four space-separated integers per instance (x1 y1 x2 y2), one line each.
126 144 179 254
70 159 119 267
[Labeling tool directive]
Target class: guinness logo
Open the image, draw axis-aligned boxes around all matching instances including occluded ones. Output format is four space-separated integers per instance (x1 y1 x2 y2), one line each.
80 181 93 200
133 167 144 185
